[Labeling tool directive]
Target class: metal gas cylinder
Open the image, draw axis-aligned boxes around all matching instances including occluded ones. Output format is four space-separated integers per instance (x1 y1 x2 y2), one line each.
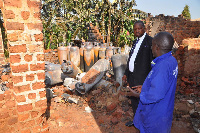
70 46 80 68
111 54 128 91
98 44 106 59
93 42 100 64
84 44 94 72
57 46 69 64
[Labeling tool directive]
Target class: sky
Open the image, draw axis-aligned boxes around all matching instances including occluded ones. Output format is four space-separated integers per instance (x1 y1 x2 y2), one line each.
110 0 200 19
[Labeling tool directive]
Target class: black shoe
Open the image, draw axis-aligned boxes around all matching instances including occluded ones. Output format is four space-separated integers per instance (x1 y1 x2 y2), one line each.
125 121 134 127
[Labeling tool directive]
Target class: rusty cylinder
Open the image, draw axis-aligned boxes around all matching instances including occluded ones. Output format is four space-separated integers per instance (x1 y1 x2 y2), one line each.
98 45 106 59
94 44 100 64
106 45 114 60
79 45 85 72
70 46 80 68
57 46 69 64
84 44 94 72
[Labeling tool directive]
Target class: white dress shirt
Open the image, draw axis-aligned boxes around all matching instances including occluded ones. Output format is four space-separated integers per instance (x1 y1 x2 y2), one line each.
129 32 146 72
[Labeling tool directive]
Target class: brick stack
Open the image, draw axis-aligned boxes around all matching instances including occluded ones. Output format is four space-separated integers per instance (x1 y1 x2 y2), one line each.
174 38 200 96
0 0 48 132
44 49 59 64
146 14 200 45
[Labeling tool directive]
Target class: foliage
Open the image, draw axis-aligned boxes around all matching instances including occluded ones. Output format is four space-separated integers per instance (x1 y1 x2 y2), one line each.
41 0 147 49
182 5 191 19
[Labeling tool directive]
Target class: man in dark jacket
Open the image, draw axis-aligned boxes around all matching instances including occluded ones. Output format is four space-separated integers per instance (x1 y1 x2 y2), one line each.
122 20 153 127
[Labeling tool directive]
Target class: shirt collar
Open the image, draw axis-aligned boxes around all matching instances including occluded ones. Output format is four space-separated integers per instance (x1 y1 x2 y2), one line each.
151 51 172 67
137 32 146 40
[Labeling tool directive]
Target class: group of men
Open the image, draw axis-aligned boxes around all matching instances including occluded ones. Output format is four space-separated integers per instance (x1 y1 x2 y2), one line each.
122 20 178 133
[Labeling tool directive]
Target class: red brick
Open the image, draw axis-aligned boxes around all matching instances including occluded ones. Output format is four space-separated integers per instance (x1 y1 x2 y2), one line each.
34 33 43 42
17 103 33 112
27 23 43 31
6 22 24 30
18 113 29 121
34 12 40 19
12 64 28 73
37 54 44 61
26 74 35 81
6 82 13 89
4 92 11 100
29 44 43 53
31 111 39 118
12 75 23 84
37 72 45 80
4 0 22 8
24 54 32 62
0 0 3 8
21 11 30 20
5 99 16 108
12 109 17 115
18 120 35 130
0 110 9 119
9 44 27 53
28 93 36 99
0 103 3 108
106 102 117 112
1 74 9 81
31 126 41 133
32 82 45 90
16 95 26 102
27 0 41 8
35 99 46 108
39 91 46 98
30 63 45 71
7 117 18 125
21 129 31 133
4 9 15 19
13 84 31 93
0 94 4 101
10 54 21 63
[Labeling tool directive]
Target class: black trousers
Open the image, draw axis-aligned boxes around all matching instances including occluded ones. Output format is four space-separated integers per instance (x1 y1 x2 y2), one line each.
127 71 140 115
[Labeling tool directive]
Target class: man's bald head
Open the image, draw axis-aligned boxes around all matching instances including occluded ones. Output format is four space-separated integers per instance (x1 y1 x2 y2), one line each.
152 32 174 57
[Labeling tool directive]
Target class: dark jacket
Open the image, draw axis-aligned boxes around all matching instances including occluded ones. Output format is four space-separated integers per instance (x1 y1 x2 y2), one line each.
124 34 153 87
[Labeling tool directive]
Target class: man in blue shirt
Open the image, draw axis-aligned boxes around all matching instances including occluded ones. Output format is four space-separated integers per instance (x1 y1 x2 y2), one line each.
128 32 178 133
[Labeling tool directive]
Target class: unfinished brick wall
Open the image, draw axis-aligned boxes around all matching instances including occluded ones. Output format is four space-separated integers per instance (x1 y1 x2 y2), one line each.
146 14 200 45
173 38 200 96
0 0 48 132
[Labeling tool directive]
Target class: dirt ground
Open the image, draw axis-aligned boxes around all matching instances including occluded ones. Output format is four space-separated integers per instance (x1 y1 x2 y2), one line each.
47 83 198 133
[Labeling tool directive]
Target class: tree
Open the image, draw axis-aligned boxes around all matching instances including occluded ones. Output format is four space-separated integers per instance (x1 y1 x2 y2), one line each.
182 5 191 19
41 0 147 49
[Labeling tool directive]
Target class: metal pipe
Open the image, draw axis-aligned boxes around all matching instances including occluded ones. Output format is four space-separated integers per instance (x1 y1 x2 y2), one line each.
111 54 128 91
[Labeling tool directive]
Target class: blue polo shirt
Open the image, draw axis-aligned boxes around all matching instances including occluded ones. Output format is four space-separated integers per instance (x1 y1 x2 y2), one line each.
133 51 178 133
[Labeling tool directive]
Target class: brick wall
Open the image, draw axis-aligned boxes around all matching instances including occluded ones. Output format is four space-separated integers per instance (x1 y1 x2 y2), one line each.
173 38 200 96
0 0 48 132
146 14 200 45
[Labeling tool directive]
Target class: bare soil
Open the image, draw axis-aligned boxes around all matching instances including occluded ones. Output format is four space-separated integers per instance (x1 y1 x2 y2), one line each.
47 84 197 133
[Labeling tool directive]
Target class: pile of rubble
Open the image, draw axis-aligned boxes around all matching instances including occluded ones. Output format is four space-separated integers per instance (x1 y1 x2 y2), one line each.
0 63 10 94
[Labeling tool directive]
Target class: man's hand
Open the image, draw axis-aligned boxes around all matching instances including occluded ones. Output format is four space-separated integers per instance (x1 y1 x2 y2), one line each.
127 85 142 98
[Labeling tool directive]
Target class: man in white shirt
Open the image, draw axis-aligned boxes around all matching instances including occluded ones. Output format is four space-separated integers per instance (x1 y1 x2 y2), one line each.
122 20 153 127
